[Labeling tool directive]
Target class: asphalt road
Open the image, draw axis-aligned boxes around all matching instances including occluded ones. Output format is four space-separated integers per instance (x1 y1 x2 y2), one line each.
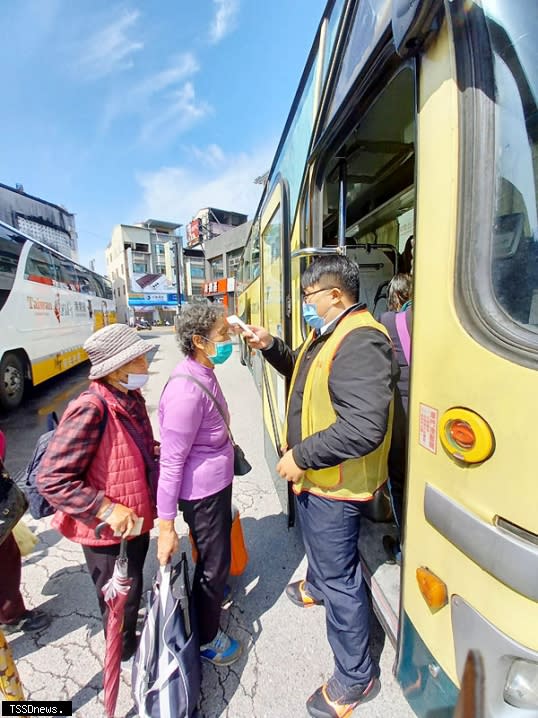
0 328 415 717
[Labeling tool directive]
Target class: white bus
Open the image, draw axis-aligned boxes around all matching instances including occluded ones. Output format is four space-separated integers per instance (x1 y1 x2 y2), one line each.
0 221 116 409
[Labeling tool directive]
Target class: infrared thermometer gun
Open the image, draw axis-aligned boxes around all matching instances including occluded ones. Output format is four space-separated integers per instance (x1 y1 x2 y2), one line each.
227 314 258 340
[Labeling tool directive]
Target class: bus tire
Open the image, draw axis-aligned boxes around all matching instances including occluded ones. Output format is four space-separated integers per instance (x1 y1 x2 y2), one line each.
0 352 26 410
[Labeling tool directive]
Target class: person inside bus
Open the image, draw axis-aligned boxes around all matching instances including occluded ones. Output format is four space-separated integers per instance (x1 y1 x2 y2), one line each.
156 303 242 667
379 273 413 565
241 255 396 718
37 323 158 662
0 430 51 636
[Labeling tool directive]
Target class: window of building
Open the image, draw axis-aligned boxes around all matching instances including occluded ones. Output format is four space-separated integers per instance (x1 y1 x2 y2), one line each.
154 243 165 255
133 263 148 273
227 249 243 275
209 257 224 280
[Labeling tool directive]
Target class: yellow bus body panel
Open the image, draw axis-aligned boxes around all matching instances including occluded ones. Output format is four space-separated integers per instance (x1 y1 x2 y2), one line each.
404 22 538 686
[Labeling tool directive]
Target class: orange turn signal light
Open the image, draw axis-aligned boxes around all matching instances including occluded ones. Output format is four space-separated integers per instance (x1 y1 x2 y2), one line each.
448 420 475 450
439 408 495 464
416 567 448 612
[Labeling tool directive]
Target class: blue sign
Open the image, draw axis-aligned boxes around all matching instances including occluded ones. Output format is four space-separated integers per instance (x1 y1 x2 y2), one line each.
128 292 183 307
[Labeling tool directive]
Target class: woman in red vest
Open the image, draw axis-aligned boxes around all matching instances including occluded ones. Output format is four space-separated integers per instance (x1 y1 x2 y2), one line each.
37 324 158 661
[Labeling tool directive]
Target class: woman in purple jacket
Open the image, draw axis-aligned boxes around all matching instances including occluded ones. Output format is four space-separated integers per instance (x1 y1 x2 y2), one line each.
157 304 242 667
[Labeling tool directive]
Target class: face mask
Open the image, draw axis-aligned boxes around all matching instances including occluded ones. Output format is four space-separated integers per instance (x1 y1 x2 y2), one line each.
205 339 233 365
119 373 149 390
302 303 325 330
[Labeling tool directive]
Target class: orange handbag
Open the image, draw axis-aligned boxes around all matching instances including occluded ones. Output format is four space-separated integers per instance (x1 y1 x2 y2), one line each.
189 506 249 577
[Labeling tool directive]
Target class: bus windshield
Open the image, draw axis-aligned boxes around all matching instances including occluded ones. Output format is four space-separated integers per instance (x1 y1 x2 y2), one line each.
484 0 538 339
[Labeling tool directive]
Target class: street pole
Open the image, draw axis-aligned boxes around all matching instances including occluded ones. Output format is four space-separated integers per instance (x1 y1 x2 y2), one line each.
174 236 182 314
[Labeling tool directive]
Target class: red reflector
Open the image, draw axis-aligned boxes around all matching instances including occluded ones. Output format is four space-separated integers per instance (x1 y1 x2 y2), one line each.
448 420 476 449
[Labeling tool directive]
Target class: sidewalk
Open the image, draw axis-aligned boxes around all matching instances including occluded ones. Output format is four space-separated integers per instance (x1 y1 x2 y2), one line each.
10 331 413 717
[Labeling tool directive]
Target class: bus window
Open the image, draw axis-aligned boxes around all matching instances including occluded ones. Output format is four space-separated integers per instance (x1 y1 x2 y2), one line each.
314 67 415 311
0 225 25 310
251 223 260 279
56 257 80 292
101 276 113 301
24 244 58 286
89 272 107 298
76 266 95 296
324 0 391 128
484 2 538 338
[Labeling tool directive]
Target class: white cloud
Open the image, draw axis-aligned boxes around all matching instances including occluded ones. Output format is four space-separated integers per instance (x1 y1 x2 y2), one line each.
132 53 199 98
138 82 212 145
134 143 275 225
209 0 240 44
188 143 226 167
100 53 209 144
78 9 143 80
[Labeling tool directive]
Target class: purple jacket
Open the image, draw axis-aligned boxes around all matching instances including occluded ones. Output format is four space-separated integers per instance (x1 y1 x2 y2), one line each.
157 356 234 518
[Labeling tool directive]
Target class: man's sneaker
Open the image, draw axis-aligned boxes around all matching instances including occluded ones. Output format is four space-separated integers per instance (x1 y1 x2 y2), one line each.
306 675 380 718
200 629 242 666
285 580 323 608
0 609 50 635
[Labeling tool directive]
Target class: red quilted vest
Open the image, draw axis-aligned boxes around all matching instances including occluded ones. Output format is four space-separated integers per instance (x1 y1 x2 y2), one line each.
53 383 156 547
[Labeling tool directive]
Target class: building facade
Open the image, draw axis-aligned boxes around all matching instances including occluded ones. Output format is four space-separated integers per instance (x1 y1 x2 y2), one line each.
106 218 205 324
0 182 78 260
203 220 252 312
186 207 248 248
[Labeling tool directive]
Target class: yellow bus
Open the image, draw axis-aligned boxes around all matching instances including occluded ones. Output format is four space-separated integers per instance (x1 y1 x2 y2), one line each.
237 0 537 715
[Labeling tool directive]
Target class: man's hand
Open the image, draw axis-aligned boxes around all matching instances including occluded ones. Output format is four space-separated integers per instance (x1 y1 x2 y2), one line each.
276 449 305 483
243 324 273 350
157 520 179 565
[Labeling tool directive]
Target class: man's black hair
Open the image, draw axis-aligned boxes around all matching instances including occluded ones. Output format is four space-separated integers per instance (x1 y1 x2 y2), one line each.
301 254 361 302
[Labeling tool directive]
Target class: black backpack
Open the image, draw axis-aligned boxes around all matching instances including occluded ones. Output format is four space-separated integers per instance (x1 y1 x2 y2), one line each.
21 391 108 520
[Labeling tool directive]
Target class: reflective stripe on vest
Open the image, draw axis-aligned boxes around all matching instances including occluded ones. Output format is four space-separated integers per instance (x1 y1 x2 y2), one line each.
288 310 393 500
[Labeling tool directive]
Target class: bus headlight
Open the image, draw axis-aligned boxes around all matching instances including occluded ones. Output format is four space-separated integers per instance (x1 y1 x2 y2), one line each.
504 659 538 709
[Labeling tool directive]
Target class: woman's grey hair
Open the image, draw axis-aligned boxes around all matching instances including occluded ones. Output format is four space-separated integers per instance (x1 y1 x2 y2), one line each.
176 303 224 356
388 273 412 311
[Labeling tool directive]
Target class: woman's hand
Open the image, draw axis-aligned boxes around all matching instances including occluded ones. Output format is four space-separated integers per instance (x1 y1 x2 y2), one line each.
243 324 273 350
98 501 140 538
157 520 179 565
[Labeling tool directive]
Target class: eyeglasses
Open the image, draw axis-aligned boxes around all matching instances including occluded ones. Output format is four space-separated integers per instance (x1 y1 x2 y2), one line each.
302 287 333 301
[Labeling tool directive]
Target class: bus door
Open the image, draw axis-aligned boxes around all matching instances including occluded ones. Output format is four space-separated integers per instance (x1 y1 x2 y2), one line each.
259 180 294 521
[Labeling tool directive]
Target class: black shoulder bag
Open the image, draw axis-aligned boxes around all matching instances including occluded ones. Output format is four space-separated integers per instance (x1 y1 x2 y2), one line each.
168 374 252 476
0 458 28 546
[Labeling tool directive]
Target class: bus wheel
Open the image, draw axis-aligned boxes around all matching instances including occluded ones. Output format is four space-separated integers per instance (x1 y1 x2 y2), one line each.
0 353 26 410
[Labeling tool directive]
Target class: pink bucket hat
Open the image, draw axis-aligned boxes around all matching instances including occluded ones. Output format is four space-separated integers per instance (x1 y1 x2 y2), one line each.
84 324 156 380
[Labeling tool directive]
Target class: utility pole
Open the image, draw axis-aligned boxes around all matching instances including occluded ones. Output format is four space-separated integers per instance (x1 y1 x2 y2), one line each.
174 235 183 313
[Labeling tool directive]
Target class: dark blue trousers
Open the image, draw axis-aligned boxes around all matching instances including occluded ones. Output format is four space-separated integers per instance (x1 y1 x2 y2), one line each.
296 491 374 688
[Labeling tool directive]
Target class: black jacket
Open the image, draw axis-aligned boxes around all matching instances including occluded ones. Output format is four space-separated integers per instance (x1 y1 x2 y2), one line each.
262 305 397 471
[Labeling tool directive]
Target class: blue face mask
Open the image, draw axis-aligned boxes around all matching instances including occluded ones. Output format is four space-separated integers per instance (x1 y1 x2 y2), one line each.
205 338 233 365
302 303 325 330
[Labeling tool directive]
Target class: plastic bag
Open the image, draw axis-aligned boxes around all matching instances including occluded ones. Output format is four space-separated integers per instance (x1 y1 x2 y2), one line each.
12 520 38 557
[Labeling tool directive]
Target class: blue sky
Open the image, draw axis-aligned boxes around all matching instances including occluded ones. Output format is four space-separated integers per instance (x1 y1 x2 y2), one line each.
0 0 326 273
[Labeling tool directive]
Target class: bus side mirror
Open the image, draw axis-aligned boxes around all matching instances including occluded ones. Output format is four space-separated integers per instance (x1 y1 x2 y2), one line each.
392 0 444 58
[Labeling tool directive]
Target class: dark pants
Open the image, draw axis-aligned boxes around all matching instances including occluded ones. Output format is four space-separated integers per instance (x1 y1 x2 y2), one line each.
179 483 232 645
388 386 408 531
297 491 374 688
82 532 150 641
0 533 26 623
